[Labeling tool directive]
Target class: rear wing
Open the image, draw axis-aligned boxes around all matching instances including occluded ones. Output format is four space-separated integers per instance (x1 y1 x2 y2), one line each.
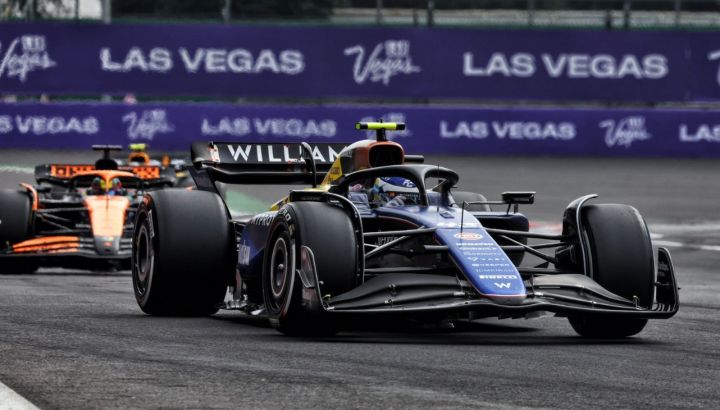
35 164 171 186
190 142 348 186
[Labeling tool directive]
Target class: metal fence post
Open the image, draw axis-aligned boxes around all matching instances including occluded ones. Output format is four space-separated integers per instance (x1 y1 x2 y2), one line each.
528 0 535 27
376 0 383 24
604 8 612 29
427 0 434 27
674 0 682 27
26 0 35 21
101 0 112 102
102 0 111 24
623 0 631 30
222 0 231 23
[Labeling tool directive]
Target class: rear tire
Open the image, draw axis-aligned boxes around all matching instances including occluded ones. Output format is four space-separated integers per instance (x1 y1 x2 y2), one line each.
263 201 357 336
569 204 654 338
132 189 234 316
0 189 37 274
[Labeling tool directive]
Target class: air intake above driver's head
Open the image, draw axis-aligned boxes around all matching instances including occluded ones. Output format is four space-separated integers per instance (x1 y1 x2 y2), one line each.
369 144 404 167
95 158 118 170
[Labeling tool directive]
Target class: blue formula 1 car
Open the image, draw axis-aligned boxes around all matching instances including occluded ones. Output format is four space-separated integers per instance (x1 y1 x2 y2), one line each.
130 122 678 337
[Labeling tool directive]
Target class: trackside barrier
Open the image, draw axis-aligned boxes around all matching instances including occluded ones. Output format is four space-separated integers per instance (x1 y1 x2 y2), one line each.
0 102 719 157
3 22 720 102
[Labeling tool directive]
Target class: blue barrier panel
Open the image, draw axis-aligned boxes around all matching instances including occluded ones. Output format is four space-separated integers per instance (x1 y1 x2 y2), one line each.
0 102 719 156
2 22 720 101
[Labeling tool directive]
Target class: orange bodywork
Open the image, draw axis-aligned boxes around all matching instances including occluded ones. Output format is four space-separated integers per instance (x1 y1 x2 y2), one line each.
127 166 160 179
13 236 80 253
50 164 94 178
20 183 38 211
49 164 161 180
73 169 136 181
84 195 131 238
7 170 137 259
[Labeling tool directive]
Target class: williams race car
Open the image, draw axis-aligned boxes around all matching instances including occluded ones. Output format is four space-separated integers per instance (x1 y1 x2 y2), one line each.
0 146 174 272
131 122 678 338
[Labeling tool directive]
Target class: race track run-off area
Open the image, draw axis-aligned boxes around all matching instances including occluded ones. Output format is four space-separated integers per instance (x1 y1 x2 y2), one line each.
0 151 719 409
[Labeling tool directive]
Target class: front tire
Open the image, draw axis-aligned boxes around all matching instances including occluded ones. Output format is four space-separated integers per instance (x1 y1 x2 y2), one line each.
263 201 358 336
569 204 655 338
0 189 37 274
132 189 234 316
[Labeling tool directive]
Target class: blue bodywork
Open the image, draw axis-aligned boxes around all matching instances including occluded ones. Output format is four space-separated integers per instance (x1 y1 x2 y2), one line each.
237 212 276 281
237 196 527 302
375 206 526 301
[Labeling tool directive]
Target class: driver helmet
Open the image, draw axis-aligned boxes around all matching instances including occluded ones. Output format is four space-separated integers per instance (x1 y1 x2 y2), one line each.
372 177 420 206
90 177 105 194
109 177 123 195
128 143 150 165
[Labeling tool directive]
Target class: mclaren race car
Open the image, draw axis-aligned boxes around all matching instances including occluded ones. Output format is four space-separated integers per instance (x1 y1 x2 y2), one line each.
131 122 679 338
0 146 174 272
118 143 193 188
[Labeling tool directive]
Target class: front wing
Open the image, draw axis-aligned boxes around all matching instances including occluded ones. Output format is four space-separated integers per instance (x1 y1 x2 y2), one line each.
0 235 132 268
300 248 679 320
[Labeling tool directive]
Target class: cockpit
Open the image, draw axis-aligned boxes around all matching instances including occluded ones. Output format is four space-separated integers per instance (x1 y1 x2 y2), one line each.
348 176 422 208
70 172 142 198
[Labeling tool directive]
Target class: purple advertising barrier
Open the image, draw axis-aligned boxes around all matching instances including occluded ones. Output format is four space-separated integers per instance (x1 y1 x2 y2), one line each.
1 22 718 101
0 102 719 157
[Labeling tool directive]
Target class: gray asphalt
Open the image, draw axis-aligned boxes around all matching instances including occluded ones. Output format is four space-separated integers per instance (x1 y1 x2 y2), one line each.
1 151 719 409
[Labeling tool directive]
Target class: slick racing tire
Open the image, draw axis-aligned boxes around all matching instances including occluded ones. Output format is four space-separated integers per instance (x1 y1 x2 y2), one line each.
132 189 234 316
0 189 38 274
569 204 655 338
451 191 491 212
263 201 358 336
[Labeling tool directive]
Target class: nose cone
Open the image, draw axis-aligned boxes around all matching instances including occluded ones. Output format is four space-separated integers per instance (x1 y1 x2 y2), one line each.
435 228 527 304
94 236 120 255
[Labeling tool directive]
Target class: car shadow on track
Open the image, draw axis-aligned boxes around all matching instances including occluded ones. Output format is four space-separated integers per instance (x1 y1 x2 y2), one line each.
322 333 663 347
33 269 130 277
211 313 666 346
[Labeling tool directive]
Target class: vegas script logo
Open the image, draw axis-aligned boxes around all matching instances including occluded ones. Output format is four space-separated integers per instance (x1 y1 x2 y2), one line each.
123 110 175 141
599 116 651 148
344 40 421 85
0 35 56 82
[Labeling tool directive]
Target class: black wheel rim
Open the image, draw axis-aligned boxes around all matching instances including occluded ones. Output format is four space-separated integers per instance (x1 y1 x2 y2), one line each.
133 222 154 297
270 236 289 300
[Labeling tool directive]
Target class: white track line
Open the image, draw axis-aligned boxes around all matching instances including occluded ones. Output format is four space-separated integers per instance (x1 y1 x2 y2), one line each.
530 221 720 253
653 240 685 247
0 165 34 174
0 381 40 410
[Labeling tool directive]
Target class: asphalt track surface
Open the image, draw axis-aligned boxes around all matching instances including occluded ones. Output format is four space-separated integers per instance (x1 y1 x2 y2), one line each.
1 150 719 409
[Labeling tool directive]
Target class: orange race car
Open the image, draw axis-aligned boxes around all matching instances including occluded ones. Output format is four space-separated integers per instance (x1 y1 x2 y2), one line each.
0 146 175 273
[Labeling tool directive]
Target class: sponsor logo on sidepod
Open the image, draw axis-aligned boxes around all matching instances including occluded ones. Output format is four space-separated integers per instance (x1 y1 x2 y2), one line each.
454 232 483 240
